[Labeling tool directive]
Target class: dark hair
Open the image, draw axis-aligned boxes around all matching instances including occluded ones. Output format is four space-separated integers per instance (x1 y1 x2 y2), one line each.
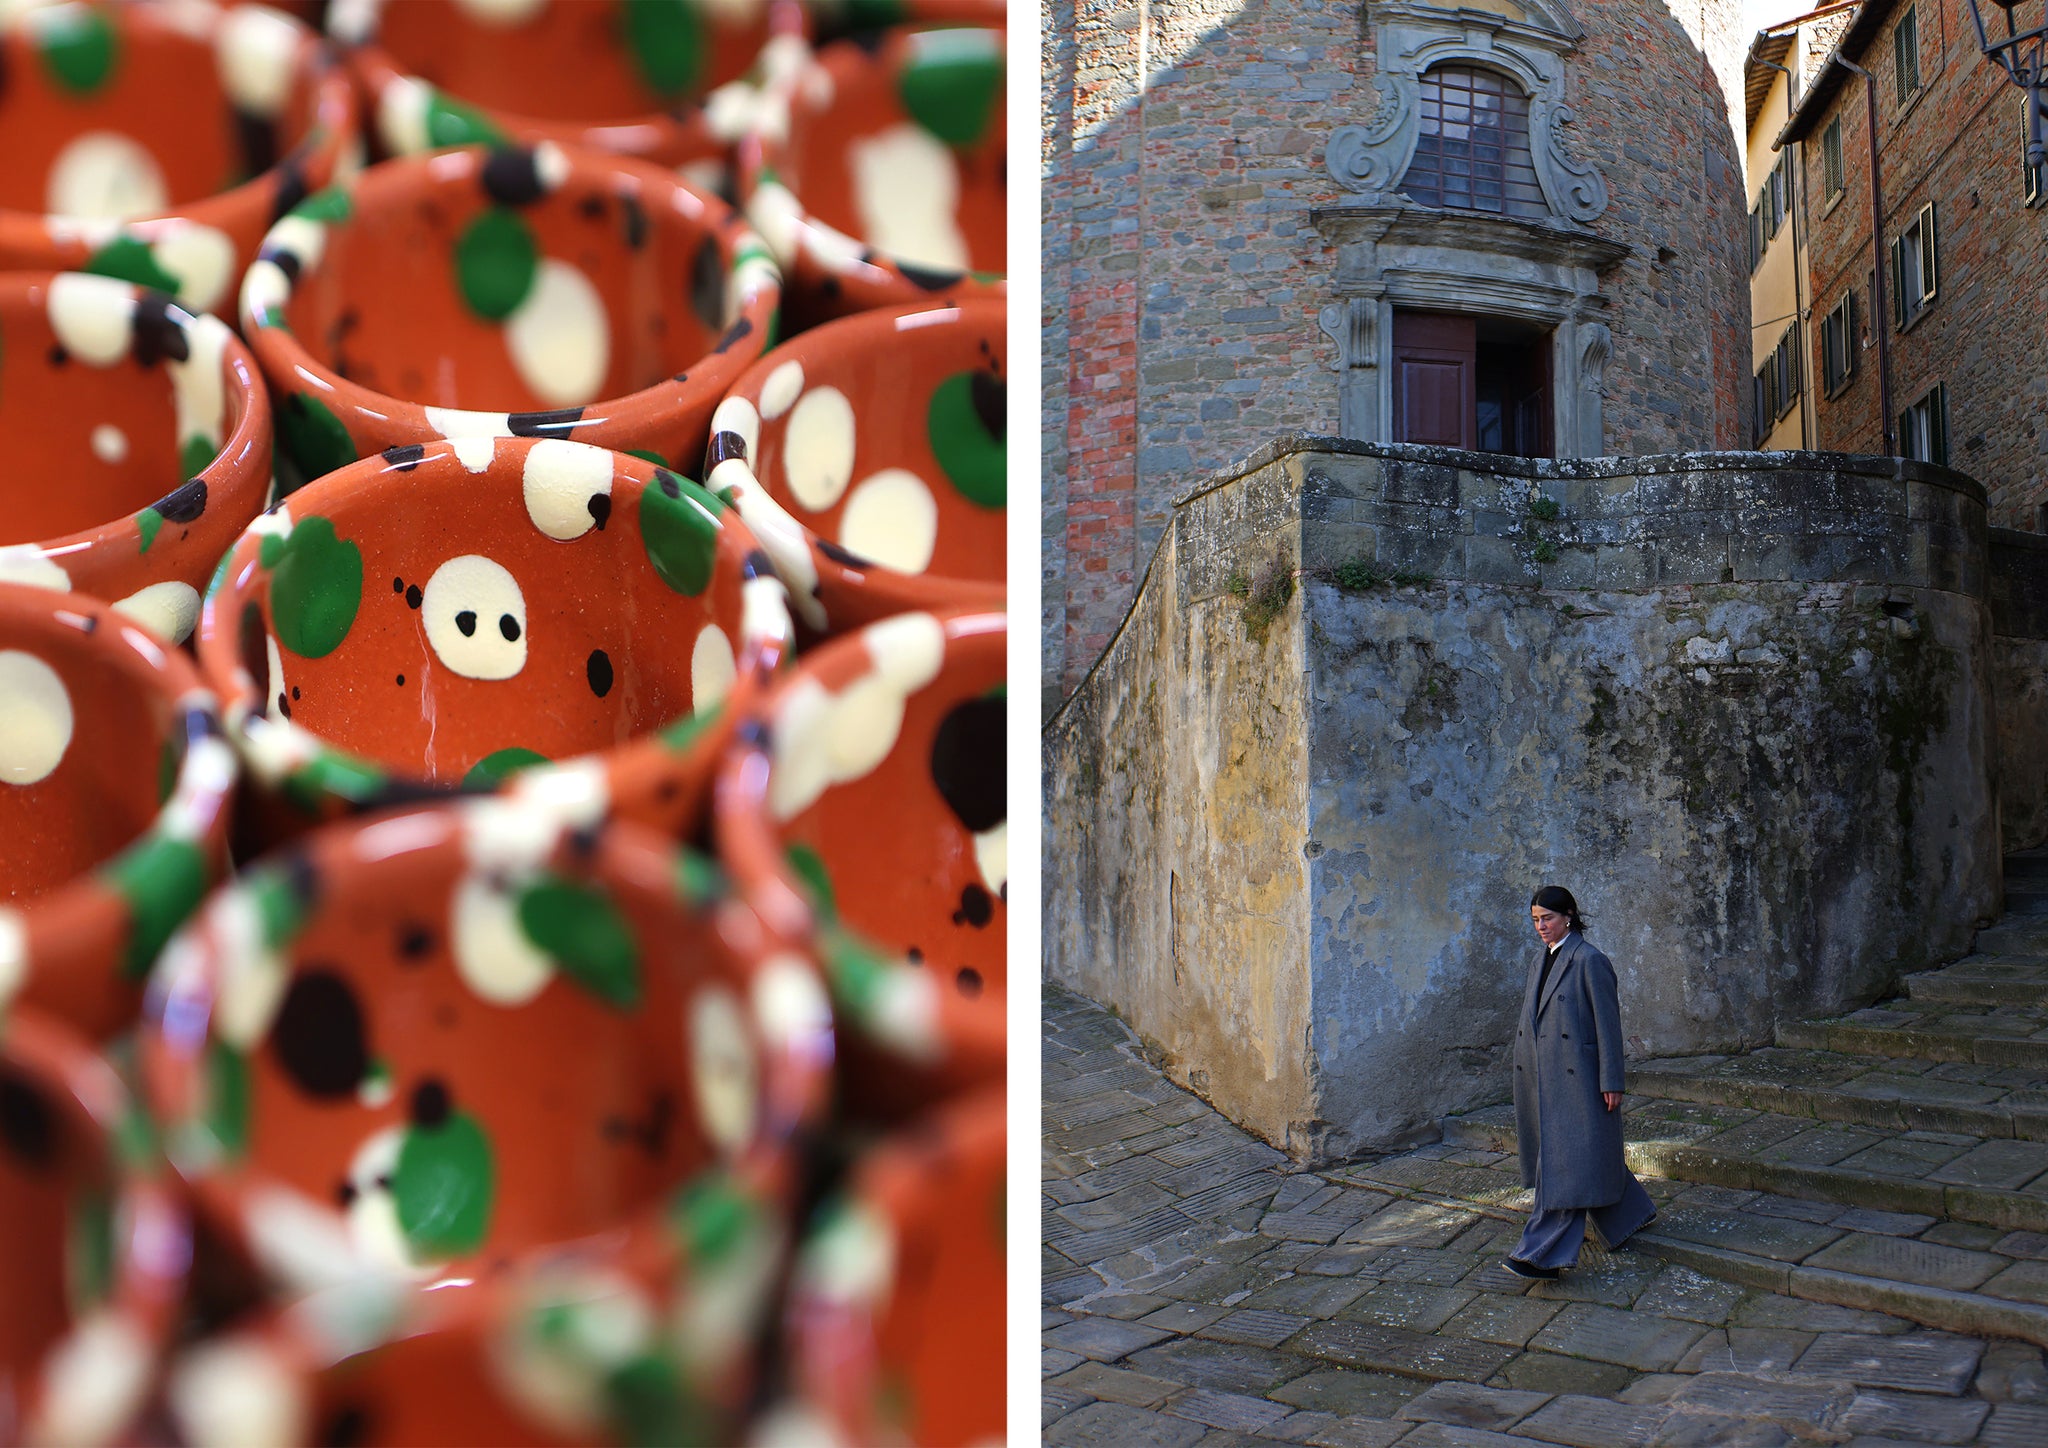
1530 885 1587 935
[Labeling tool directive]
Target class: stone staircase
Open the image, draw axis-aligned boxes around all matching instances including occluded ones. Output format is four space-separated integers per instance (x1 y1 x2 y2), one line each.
1380 890 2048 1347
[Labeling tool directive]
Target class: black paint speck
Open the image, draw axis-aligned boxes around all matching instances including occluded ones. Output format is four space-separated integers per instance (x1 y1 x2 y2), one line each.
0 1068 57 1169
587 649 614 698
930 696 1005 833
405 585 422 610
270 970 368 1099
410 1078 451 1129
952 883 994 928
498 613 520 642
956 967 983 998
455 610 477 637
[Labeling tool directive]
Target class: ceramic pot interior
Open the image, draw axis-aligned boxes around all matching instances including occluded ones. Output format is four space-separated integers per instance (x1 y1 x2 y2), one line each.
766 614 1005 1000
282 155 739 414
0 277 248 546
363 0 778 127
228 444 751 783
0 3 326 220
0 607 180 903
781 29 1005 276
739 301 1005 582
160 814 768 1276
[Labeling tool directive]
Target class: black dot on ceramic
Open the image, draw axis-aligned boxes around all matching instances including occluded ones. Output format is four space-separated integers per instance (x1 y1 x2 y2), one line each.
277 693 290 719
335 1179 357 1207
316 1403 372 1448
411 1078 452 1129
396 923 433 961
392 576 404 593
455 610 477 637
956 967 983 998
405 585 422 610
930 696 1005 833
907 946 925 964
587 493 611 529
0 1068 58 1170
498 613 520 642
952 883 994 929
270 970 369 1100
48 344 68 367
395 674 405 686
290 686 300 701
587 649 614 698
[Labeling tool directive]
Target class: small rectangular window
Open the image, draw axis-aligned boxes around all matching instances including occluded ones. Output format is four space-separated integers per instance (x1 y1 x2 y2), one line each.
1753 368 1773 446
1890 202 1939 328
1823 118 1844 201
1899 382 1948 465
1894 7 1921 106
1822 291 1857 396
1748 204 1764 272
1774 326 1800 421
2026 98 2043 204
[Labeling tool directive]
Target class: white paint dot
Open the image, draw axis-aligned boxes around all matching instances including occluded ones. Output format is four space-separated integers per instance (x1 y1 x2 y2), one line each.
0 545 70 593
690 624 736 712
47 272 136 367
709 395 760 460
451 875 552 1005
376 75 433 157
781 386 855 513
0 908 25 1009
113 580 202 645
506 260 610 409
0 651 73 785
47 131 168 221
752 955 829 1049
343 1126 426 1274
421 555 527 681
169 1337 309 1448
451 0 548 23
974 821 1007 899
151 220 239 314
849 122 968 272
839 469 938 574
217 4 301 119
90 423 127 463
690 987 757 1154
521 439 614 541
758 360 804 421
31 1312 152 1448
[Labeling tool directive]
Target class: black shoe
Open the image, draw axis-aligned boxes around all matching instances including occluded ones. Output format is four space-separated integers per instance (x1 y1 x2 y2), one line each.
1503 1257 1560 1280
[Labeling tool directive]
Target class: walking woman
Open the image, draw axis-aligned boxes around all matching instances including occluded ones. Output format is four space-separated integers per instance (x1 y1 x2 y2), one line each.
1506 885 1657 1279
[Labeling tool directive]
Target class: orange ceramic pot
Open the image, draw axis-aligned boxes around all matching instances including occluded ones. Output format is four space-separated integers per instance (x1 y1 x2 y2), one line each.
777 1088 1005 1447
139 802 832 1311
0 585 236 1040
0 1007 192 1448
0 0 357 315
0 273 271 644
193 437 793 844
740 26 1005 329
238 145 781 489
715 609 1003 1121
706 298 1005 639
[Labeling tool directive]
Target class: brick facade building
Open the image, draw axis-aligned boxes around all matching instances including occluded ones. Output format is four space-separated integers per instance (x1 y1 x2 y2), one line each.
1041 0 1757 705
1779 0 2048 531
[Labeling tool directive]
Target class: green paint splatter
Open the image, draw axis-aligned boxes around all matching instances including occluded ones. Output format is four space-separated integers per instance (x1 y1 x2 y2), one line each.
392 1111 494 1257
624 448 668 469
244 863 310 948
674 851 725 909
180 435 216 478
639 471 721 596
278 391 357 483
622 0 706 98
897 38 1002 147
605 1353 699 1448
672 1174 750 1261
463 746 549 789
103 835 207 980
290 188 353 224
206 1042 250 1158
454 208 538 322
927 371 1005 507
37 5 118 93
820 927 891 1018
424 91 508 149
81 235 177 294
516 877 640 1008
875 1373 915 1433
657 701 720 753
268 514 362 658
282 752 389 810
784 842 835 921
156 735 180 804
258 533 288 570
136 508 162 556
66 1189 116 1312
842 0 906 27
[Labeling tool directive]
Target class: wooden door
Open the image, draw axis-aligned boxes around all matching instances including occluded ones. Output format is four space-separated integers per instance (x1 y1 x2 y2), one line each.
1392 312 1476 449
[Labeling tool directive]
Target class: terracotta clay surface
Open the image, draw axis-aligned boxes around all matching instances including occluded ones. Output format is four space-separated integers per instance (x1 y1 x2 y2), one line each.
195 436 792 843
0 584 235 1040
785 1088 1006 1446
0 273 271 644
0 1007 191 1447
0 0 356 314
706 298 1006 637
742 26 1005 328
240 144 780 484
716 608 1005 1119
334 0 800 177
140 803 831 1306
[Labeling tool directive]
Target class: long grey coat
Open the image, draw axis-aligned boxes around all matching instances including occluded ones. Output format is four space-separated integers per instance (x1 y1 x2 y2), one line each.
1512 932 1630 1210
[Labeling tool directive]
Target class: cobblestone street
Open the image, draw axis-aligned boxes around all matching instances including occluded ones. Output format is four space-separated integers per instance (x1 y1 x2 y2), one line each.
1042 986 2048 1447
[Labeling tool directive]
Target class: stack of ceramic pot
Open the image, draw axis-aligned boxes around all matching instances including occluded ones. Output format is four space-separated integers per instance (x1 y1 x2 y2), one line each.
0 2 1007 1442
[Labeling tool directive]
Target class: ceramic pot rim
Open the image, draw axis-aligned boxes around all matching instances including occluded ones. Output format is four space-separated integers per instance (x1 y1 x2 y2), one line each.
193 435 794 811
0 1 356 314
739 26 1007 309
712 606 1006 1064
0 583 236 1026
703 297 1007 635
0 272 271 628
238 144 782 453
0 1004 193 1448
139 800 829 1305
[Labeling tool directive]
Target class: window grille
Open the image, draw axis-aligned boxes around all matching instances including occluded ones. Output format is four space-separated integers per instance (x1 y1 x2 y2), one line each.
1404 65 1548 218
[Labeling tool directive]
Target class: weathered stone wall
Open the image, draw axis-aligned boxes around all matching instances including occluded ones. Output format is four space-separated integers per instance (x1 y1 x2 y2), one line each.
1991 528 2048 853
1046 436 2004 1160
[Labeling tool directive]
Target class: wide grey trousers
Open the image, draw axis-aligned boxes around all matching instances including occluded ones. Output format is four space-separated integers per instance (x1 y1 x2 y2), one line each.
1513 1173 1657 1269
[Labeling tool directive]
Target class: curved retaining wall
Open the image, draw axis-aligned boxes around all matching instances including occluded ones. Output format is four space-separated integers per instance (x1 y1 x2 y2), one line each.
1044 436 2003 1160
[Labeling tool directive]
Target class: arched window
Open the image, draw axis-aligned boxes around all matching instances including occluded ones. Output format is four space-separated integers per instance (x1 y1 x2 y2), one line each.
1404 65 1547 218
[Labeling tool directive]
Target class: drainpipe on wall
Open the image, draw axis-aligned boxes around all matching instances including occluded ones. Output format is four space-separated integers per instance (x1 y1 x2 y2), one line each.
1836 57 1895 455
1758 55 1814 450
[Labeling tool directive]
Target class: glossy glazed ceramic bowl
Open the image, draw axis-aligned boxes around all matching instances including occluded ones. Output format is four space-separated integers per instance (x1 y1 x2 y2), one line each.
194 437 792 842
716 608 1004 1121
706 298 1005 638
778 1087 1005 1447
0 585 236 1039
0 273 271 644
0 1007 192 1447
332 0 801 178
741 26 1004 329
0 0 357 314
140 801 831 1303
239 144 781 488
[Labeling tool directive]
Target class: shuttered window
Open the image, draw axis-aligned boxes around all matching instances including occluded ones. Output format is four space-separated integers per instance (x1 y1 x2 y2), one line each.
1821 290 1857 396
1899 383 1948 466
1823 119 1844 202
1893 7 1921 106
1888 202 1939 329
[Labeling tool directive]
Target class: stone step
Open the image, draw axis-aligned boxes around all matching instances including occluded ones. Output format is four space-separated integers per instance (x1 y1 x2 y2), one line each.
1975 916 2048 957
1905 956 2048 1007
1440 1101 2048 1235
2006 849 2048 882
1777 999 2048 1070
2010 888 2048 917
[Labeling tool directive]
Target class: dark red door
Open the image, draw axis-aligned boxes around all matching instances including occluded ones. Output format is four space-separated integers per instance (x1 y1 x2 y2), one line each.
1392 312 1477 448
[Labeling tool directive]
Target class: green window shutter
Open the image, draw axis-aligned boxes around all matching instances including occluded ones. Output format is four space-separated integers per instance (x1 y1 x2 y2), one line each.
1899 407 1914 459
1889 236 1905 328
1824 121 1843 197
2028 101 2043 202
1929 385 1948 466
1920 203 1938 301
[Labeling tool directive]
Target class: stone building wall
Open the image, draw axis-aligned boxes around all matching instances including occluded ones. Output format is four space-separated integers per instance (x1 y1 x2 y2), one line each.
1041 0 1757 706
1992 528 2048 854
